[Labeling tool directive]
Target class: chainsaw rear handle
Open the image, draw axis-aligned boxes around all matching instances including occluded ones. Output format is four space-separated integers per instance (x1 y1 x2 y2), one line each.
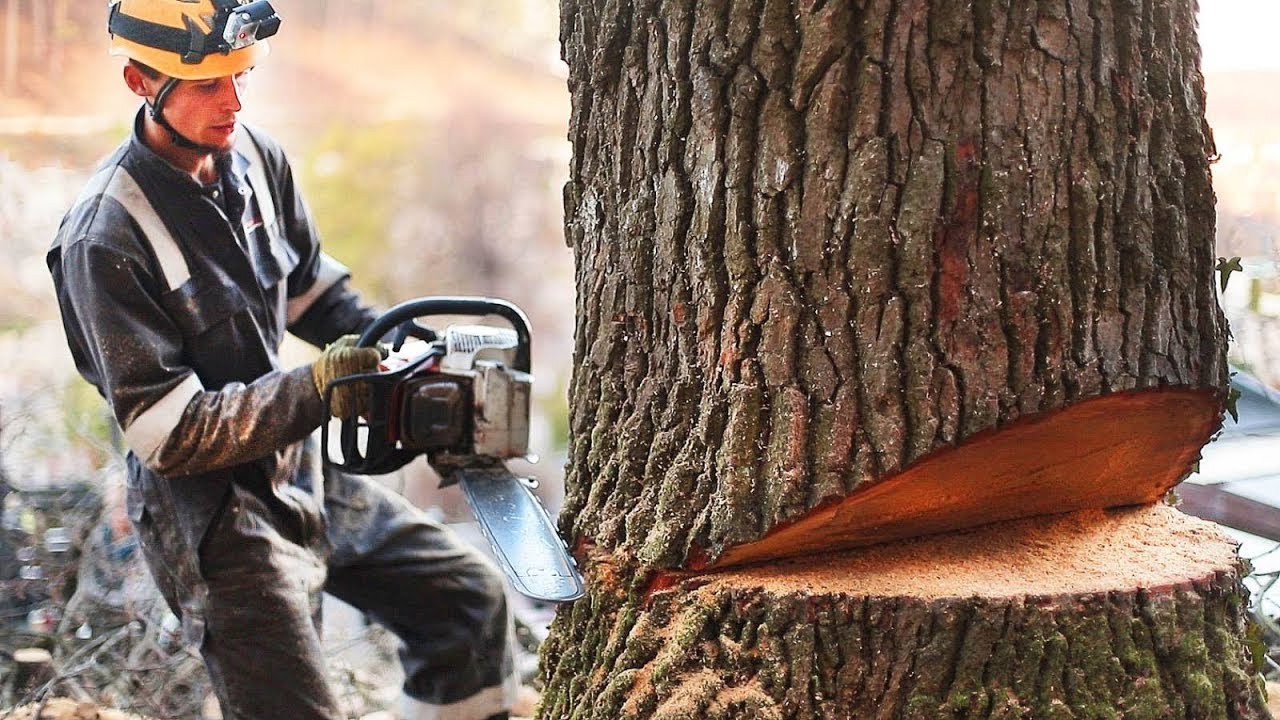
357 296 532 373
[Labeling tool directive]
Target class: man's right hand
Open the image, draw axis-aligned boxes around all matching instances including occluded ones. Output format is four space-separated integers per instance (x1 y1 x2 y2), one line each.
311 335 382 418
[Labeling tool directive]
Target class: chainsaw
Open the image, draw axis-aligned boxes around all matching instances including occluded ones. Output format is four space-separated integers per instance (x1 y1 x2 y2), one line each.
320 297 583 603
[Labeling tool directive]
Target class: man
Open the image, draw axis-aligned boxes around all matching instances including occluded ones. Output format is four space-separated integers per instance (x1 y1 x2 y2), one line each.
46 1 520 718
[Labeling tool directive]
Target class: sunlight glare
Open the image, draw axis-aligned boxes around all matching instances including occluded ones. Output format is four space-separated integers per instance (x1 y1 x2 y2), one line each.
1198 0 1280 71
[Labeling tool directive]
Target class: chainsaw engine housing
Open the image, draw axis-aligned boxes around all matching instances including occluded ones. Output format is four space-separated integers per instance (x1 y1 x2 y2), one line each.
439 361 532 458
399 377 467 452
393 324 532 459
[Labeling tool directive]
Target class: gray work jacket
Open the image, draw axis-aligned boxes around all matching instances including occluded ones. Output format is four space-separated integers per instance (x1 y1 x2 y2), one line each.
47 111 376 641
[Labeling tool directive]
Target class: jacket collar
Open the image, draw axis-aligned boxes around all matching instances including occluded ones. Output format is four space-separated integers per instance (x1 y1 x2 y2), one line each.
127 107 251 190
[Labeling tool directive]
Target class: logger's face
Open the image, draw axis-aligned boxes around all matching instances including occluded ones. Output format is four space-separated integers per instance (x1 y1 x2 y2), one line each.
126 65 255 153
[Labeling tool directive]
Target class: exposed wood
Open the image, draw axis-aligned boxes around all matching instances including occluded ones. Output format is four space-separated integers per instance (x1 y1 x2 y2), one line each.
542 506 1269 719
714 388 1219 568
1180 482 1280 543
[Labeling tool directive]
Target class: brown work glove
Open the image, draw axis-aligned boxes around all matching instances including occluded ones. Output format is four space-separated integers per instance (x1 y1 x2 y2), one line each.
311 335 383 419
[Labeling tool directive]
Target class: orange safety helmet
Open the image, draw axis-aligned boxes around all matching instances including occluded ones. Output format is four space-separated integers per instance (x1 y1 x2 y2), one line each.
108 0 280 80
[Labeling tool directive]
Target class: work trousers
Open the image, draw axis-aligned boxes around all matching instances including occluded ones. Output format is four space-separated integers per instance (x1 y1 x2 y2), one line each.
133 467 516 720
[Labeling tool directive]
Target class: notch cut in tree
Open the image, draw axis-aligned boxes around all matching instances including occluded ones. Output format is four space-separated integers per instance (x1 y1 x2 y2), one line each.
543 0 1266 716
712 387 1218 568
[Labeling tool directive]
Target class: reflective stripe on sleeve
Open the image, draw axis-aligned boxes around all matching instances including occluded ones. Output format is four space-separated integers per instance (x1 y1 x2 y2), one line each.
105 170 192 291
286 252 349 325
123 373 204 465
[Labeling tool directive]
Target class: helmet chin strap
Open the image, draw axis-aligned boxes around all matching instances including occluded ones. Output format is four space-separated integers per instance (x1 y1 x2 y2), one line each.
147 77 224 155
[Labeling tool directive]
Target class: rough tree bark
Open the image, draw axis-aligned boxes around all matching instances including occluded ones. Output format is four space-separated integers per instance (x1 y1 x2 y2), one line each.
543 0 1265 717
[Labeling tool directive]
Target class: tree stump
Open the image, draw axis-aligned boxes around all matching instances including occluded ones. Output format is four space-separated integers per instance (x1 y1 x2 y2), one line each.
11 647 54 693
542 506 1269 719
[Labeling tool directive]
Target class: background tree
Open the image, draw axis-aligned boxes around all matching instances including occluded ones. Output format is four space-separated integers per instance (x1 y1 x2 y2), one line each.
539 0 1269 716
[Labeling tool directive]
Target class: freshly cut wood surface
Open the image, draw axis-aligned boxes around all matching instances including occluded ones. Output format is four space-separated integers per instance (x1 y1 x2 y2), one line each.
709 504 1237 599
541 506 1269 720
714 388 1220 569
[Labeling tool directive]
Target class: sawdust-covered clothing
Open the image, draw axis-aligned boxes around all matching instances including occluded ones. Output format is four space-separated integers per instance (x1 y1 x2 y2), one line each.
47 112 515 720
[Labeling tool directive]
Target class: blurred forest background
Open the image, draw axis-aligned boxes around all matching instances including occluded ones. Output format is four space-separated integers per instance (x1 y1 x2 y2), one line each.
0 2 573 714
1 0 1280 716
0 0 574 508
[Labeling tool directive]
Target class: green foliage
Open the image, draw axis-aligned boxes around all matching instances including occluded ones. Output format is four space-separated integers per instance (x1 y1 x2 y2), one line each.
60 376 115 467
1216 256 1244 292
1225 385 1243 423
298 121 421 304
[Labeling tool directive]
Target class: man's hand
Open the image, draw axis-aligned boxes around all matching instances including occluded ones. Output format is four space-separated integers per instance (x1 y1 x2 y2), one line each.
312 335 382 419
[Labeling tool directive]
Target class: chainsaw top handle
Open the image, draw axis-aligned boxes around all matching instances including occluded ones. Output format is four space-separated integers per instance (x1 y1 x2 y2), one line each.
357 296 532 372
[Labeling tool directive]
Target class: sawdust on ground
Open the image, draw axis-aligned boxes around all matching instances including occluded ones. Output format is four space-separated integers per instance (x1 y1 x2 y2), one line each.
1 698 155 720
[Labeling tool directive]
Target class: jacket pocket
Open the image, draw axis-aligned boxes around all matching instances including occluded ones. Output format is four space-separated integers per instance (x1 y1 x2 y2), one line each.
163 276 249 338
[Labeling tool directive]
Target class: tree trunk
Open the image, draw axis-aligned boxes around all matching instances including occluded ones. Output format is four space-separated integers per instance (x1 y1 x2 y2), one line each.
545 0 1258 717
541 506 1268 719
559 0 1226 571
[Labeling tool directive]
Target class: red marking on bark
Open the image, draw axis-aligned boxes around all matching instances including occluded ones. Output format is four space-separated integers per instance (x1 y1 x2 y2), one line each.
643 571 682 596
685 544 711 571
641 571 713 604
935 141 980 325
673 303 688 324
1111 70 1133 104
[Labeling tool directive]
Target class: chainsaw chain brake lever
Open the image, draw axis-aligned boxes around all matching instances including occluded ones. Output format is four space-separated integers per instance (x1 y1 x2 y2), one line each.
390 319 438 352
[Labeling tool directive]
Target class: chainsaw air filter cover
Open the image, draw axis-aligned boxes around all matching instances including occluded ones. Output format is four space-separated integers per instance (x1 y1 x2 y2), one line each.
400 376 467 452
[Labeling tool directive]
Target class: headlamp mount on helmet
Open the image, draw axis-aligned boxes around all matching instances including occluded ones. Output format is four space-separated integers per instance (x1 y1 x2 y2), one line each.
221 1 281 54
109 0 280 67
